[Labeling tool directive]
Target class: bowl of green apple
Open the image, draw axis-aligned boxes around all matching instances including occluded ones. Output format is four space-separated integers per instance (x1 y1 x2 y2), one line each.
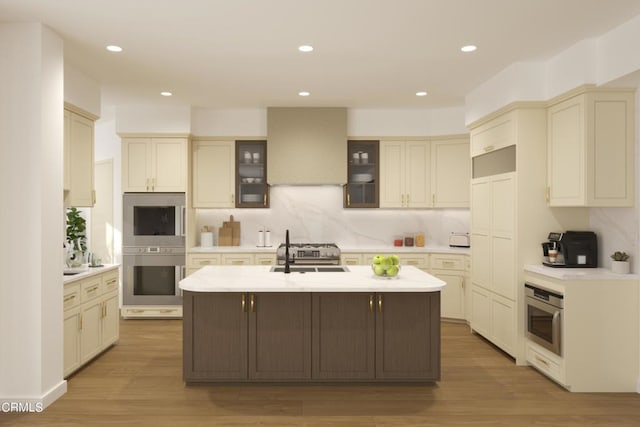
371 254 400 279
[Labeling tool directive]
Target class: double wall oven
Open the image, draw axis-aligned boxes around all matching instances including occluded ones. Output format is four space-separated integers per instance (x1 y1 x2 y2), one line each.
123 193 185 306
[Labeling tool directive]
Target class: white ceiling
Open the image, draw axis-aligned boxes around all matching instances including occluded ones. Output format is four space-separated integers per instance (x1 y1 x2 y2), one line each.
2 0 640 110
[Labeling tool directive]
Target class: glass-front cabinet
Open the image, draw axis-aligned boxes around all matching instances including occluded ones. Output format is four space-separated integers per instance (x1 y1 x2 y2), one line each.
236 140 269 208
344 140 379 208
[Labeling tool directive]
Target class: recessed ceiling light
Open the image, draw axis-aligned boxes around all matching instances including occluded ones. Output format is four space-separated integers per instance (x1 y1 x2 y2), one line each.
298 91 310 97
416 91 428 97
106 45 123 52
298 45 314 52
461 45 477 53
160 91 172 97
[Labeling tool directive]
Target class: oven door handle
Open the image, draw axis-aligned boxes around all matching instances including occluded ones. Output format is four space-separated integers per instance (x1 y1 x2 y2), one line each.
551 310 562 355
175 266 186 297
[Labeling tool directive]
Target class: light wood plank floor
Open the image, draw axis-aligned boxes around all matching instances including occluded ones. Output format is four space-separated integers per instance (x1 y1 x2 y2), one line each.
3 319 640 426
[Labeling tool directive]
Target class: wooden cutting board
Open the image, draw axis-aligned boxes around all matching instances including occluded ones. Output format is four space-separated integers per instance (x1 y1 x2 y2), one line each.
220 215 240 246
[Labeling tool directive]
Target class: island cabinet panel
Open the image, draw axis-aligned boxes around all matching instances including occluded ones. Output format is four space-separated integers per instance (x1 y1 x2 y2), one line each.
183 292 248 381
312 293 375 380
376 292 440 380
248 293 311 380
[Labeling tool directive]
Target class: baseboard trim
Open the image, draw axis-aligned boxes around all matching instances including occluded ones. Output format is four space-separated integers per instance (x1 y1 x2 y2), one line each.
0 380 66 413
42 380 67 409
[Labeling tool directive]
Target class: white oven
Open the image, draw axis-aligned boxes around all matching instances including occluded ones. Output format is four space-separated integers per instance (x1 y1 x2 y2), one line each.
525 283 564 356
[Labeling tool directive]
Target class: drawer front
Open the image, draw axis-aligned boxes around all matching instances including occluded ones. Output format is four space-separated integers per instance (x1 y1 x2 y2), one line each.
340 254 363 265
187 254 221 268
63 283 81 310
526 343 564 383
80 277 102 303
431 254 465 271
401 254 429 269
254 254 276 265
221 254 254 265
121 306 183 318
102 270 119 294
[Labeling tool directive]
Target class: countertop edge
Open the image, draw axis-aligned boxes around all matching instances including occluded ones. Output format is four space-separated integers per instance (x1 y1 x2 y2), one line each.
64 264 120 285
524 264 640 281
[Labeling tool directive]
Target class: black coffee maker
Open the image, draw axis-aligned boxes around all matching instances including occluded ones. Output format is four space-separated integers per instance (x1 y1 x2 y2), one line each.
542 231 598 268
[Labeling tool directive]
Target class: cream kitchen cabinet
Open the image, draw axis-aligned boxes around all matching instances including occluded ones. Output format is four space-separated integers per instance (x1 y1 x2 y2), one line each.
254 253 277 265
340 254 363 266
64 267 119 378
431 136 470 208
430 253 466 320
547 86 635 207
192 140 235 208
64 106 97 207
380 140 431 208
186 253 221 276
121 136 188 192
221 254 254 265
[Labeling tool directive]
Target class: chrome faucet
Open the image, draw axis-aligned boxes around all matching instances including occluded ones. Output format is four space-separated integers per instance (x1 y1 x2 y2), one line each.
284 229 295 273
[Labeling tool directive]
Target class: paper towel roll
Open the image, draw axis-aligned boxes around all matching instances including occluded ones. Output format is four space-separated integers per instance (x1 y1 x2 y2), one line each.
257 230 265 247
264 230 271 247
201 232 214 247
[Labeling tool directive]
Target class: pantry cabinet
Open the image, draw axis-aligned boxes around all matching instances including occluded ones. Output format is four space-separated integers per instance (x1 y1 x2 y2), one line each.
192 140 235 207
64 268 119 377
547 86 635 207
121 136 187 192
64 106 97 207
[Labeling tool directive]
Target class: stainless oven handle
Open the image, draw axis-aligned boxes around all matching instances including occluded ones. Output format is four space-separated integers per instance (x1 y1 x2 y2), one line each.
181 206 186 237
551 310 562 355
175 266 184 297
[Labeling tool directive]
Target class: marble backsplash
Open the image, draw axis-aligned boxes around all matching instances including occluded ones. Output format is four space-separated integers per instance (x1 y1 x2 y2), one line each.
195 186 470 248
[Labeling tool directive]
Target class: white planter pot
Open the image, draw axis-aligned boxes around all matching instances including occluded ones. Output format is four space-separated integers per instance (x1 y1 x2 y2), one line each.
611 261 630 274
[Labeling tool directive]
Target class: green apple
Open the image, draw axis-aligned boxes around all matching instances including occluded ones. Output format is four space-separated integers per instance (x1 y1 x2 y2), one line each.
389 255 400 265
380 257 392 269
386 265 399 277
373 264 386 276
372 255 385 265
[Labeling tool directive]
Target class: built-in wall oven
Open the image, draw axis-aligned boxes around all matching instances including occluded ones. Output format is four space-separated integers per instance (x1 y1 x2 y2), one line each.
123 193 185 306
525 283 564 356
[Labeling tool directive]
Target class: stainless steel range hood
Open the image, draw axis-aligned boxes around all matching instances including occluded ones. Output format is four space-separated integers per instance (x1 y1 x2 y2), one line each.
267 107 347 185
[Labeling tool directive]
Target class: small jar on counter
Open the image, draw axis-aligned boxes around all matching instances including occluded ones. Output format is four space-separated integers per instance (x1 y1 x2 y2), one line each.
415 232 425 247
404 234 414 247
393 237 404 247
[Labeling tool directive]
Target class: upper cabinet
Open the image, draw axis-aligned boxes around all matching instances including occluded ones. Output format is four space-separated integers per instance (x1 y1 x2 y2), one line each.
547 86 635 207
344 140 379 208
192 140 235 208
236 140 269 208
64 105 97 207
121 136 187 192
380 136 470 209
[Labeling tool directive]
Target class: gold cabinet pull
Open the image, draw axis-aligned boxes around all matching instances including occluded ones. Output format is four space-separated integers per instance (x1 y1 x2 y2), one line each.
79 314 83 330
369 294 374 313
250 294 255 312
92 190 96 205
401 194 405 206
263 194 267 206
346 192 351 206
231 260 244 265
535 355 550 367
64 295 76 303
231 194 235 204
241 294 246 312
546 186 550 202
159 309 174 314
432 194 435 206
377 294 383 312
406 194 410 205
484 145 495 152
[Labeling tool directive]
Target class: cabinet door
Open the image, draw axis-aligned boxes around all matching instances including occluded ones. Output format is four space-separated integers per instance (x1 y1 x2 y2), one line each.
152 138 187 192
122 138 152 192
80 298 103 363
183 292 248 381
431 137 470 208
470 285 491 336
63 110 71 191
312 293 375 380
65 112 95 207
248 293 311 380
491 295 516 355
405 140 431 208
236 140 269 208
345 140 379 208
375 292 440 380
192 140 235 208
490 175 515 299
101 292 119 348
379 141 405 207
63 306 81 377
433 271 464 320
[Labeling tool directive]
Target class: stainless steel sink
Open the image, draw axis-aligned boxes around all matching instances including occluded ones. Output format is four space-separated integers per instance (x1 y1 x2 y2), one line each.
270 266 349 273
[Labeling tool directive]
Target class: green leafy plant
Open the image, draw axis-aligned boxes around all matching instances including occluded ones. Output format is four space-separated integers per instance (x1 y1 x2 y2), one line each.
610 251 629 262
66 207 87 252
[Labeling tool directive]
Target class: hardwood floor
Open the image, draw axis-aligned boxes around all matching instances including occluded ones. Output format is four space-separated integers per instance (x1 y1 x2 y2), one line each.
3 319 640 426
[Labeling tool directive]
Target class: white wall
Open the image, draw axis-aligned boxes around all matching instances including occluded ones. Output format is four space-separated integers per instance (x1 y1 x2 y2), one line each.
0 23 66 409
63 63 101 117
115 105 191 134
191 108 266 136
348 107 467 136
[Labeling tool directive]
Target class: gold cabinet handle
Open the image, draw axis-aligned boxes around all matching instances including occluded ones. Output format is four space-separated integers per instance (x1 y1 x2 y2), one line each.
151 177 155 192
546 186 550 202
159 309 175 314
535 355 550 367
92 190 96 205
231 194 235 204
250 294 255 312
79 314 83 330
484 145 495 152
263 194 267 206
231 260 244 265
87 285 99 294
432 194 435 206
369 294 374 313
406 194 410 205
401 194 405 206
346 192 351 207
377 294 383 312
241 294 246 312
64 295 76 303
131 309 145 313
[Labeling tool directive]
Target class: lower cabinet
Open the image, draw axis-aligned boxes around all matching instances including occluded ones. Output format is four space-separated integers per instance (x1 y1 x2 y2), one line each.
64 268 120 378
470 284 515 355
184 291 440 383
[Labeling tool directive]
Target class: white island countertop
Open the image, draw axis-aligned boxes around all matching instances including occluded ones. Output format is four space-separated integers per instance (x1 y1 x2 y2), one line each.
179 265 445 293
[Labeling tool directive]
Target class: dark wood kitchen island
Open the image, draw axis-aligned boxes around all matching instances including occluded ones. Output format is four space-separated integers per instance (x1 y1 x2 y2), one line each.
179 265 445 383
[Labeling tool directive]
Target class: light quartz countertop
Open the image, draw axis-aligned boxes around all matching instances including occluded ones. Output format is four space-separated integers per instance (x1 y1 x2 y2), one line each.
179 265 445 293
524 264 639 281
188 245 470 255
63 264 119 285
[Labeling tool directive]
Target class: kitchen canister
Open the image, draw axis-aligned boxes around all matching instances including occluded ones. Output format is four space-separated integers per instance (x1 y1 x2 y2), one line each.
201 231 214 247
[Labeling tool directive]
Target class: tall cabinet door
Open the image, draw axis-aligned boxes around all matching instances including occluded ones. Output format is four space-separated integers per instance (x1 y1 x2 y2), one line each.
405 140 431 208
491 174 515 300
101 292 119 347
375 292 440 380
471 179 491 290
151 138 187 192
122 138 152 192
192 140 235 208
432 137 471 208
379 141 405 207
248 293 311 380
65 112 95 207
80 299 103 363
312 293 375 380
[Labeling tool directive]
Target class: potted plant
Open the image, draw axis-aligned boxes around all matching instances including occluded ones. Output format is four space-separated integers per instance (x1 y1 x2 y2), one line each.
65 207 87 267
610 251 630 274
